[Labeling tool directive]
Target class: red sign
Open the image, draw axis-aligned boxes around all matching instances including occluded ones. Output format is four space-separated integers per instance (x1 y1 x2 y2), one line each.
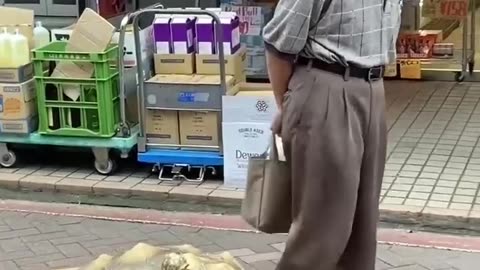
437 0 469 19
96 0 126 19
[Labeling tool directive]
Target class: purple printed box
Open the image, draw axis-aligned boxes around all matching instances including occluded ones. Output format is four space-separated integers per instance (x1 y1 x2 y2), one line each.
196 15 215 54
171 16 196 54
219 12 241 55
153 15 172 54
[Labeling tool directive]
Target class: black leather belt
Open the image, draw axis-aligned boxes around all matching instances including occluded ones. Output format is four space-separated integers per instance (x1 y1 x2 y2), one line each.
296 57 384 82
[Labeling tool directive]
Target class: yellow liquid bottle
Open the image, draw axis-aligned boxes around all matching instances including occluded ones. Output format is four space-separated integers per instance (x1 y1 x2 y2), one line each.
0 28 12 68
10 29 30 67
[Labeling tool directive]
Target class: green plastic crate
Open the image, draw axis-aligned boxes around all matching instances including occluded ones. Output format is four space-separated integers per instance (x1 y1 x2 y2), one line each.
32 41 119 79
35 75 120 138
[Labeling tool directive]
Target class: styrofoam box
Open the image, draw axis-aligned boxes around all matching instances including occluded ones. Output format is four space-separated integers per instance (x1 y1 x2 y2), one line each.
222 94 277 123
223 122 271 188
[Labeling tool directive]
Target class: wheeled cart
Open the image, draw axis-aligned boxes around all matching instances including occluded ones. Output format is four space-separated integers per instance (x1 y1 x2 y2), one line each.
133 8 228 181
0 10 145 175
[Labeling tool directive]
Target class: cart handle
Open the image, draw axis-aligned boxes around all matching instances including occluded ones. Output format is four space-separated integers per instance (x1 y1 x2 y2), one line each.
117 3 164 136
132 9 228 139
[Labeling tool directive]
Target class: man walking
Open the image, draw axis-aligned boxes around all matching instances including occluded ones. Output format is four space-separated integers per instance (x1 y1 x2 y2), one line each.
263 0 402 269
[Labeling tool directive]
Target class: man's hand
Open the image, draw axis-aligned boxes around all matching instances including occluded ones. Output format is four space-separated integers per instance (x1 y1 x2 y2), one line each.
271 111 282 135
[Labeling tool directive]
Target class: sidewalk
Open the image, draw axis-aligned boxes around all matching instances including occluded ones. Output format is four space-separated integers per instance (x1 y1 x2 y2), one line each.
0 203 478 270
1 81 480 230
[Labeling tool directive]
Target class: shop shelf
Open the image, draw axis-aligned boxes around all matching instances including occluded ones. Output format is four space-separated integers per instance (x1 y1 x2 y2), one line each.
35 74 120 138
32 41 119 79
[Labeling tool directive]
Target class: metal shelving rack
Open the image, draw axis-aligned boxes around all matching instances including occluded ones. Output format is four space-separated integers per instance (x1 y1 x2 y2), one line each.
132 8 227 181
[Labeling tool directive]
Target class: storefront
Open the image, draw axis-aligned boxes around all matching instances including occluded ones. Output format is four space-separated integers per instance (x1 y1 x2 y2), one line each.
395 0 479 81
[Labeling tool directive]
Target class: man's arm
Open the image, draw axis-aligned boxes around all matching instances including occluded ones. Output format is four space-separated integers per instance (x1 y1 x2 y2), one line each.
262 0 320 109
265 44 294 109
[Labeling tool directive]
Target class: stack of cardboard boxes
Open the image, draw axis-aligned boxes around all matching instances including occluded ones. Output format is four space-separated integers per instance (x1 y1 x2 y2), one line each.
147 9 246 148
0 7 38 134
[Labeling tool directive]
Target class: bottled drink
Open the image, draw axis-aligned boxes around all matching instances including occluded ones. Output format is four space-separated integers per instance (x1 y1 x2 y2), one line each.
10 29 30 67
33 21 50 49
0 28 12 68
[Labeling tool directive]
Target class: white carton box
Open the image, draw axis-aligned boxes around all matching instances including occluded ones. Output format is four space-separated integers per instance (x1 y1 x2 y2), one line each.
223 122 271 188
111 26 154 67
222 92 277 123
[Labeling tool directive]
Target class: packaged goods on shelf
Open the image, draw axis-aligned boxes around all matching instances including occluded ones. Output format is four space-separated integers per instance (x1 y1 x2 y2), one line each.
171 15 196 54
154 53 195 74
0 64 34 84
146 110 180 147
196 46 246 83
154 15 173 54
196 15 216 54
0 7 34 49
0 79 38 134
218 12 241 55
222 83 278 188
179 111 219 147
396 30 442 59
432 43 455 57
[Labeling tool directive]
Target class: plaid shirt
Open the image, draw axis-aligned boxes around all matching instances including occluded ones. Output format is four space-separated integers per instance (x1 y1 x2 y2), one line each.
263 0 402 68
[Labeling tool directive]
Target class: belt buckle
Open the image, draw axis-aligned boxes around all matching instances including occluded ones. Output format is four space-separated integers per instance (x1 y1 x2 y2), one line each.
367 67 384 82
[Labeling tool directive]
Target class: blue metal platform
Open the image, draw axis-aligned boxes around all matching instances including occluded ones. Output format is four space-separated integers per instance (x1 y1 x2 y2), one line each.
138 149 224 166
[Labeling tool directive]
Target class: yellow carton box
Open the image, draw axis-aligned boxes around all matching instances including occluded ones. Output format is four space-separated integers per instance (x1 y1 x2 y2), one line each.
146 110 180 146
179 111 219 147
196 46 246 83
0 79 36 120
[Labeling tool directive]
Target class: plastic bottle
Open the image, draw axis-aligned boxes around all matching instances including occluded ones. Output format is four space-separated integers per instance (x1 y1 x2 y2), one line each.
0 28 12 68
10 29 30 67
33 21 50 49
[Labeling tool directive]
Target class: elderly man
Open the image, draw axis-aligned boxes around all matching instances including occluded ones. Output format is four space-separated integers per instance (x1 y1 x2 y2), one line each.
263 0 402 269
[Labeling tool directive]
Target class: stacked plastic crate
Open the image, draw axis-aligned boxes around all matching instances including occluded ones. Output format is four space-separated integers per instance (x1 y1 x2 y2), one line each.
32 42 120 138
220 0 275 79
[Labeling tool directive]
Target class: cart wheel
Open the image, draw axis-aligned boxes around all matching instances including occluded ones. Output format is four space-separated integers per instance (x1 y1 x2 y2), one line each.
94 158 117 175
0 150 17 168
469 62 475 74
455 72 465 82
121 125 130 137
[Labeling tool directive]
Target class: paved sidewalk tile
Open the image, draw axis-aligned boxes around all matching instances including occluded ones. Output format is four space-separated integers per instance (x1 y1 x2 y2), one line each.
0 211 477 270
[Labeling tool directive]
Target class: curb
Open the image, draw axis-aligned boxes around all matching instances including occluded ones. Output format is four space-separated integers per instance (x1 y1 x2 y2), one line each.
2 175 480 232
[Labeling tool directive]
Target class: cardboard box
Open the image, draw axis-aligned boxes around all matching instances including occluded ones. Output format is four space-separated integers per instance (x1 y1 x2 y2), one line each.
179 111 219 147
154 54 195 74
219 12 241 55
0 116 37 134
52 8 116 80
0 7 34 49
0 64 34 84
223 82 277 123
171 16 196 54
0 79 36 120
196 46 246 83
223 122 271 188
147 74 236 87
196 15 215 54
52 24 153 68
146 110 180 146
153 15 173 54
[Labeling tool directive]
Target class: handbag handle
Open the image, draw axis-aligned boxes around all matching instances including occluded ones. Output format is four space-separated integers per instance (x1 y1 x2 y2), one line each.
264 134 286 161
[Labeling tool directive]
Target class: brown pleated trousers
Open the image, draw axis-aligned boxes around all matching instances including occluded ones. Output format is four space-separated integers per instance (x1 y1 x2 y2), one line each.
277 65 387 270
